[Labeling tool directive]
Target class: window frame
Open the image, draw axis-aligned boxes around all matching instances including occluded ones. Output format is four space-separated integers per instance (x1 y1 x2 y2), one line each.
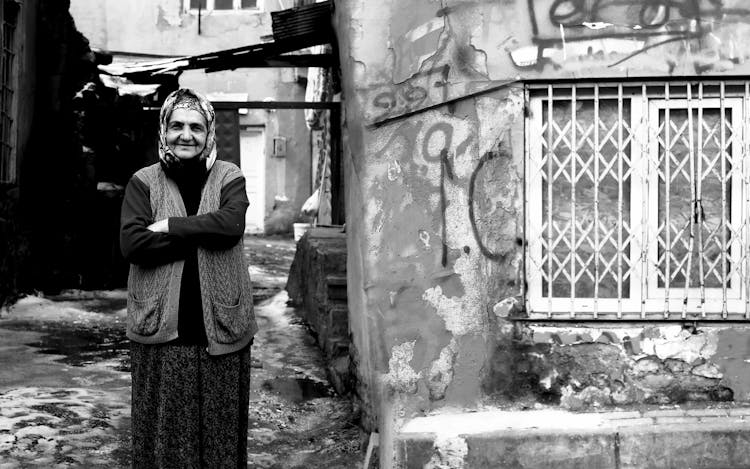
646 97 745 314
524 82 750 320
0 0 18 184
185 0 259 13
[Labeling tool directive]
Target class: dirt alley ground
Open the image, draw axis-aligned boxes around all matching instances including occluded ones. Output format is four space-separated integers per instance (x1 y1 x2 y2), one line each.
0 235 366 468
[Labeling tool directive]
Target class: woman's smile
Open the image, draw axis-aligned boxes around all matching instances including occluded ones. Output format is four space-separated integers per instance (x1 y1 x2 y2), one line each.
166 108 208 160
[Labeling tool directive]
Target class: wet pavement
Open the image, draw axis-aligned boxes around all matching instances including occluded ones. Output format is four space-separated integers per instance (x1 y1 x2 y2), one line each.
0 235 364 468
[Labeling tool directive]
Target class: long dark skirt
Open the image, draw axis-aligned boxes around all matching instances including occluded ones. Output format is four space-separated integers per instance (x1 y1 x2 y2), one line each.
130 341 251 469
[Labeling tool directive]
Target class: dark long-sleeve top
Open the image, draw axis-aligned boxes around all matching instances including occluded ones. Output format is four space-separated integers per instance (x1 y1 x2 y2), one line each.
120 169 249 344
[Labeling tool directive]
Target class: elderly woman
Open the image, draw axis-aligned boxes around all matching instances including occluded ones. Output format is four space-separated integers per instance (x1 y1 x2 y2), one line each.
120 88 256 468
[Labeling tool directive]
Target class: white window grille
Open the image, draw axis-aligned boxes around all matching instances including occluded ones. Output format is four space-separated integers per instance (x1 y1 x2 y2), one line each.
0 0 18 184
186 0 258 12
525 81 750 320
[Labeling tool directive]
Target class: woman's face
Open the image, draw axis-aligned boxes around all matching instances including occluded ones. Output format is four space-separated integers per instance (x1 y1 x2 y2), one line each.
166 108 208 160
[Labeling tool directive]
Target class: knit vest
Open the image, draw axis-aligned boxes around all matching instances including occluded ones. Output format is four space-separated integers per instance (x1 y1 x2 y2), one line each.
126 160 257 355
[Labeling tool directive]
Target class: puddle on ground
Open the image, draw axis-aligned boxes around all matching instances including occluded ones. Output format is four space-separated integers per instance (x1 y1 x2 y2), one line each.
2 322 130 372
45 295 128 315
261 377 334 403
252 286 279 304
33 327 130 371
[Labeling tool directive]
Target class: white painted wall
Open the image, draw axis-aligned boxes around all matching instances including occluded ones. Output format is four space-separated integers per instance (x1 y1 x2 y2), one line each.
70 0 277 56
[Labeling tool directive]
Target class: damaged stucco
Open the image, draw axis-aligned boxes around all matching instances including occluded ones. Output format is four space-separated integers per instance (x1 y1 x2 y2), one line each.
425 436 468 469
383 340 422 395
363 90 524 407
71 0 273 55
484 322 750 410
427 338 458 401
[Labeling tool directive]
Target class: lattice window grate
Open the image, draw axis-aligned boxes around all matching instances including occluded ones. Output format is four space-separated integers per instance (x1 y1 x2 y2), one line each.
525 81 750 320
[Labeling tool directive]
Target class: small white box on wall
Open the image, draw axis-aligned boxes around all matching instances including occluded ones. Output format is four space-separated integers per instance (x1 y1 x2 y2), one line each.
272 136 287 158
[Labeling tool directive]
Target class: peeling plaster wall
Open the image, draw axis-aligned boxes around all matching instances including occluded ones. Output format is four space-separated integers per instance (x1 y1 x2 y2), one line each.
356 0 750 124
334 0 750 466
361 86 524 409
69 0 290 102
335 0 380 434
485 321 750 410
70 0 275 56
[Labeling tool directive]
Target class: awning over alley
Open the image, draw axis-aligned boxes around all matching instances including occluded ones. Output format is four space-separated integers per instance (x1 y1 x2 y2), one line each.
98 1 334 82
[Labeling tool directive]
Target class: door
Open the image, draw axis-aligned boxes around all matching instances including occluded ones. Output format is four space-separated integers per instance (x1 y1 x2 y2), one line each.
240 127 265 234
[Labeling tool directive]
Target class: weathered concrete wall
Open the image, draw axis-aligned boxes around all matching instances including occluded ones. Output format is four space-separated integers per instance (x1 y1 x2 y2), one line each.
335 0 750 466
487 322 750 409
257 108 313 234
0 0 37 306
359 0 750 124
362 87 524 408
70 0 313 232
70 0 274 56
234 105 313 233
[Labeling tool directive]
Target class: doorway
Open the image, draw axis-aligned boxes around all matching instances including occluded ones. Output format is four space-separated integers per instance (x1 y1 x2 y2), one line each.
240 126 266 233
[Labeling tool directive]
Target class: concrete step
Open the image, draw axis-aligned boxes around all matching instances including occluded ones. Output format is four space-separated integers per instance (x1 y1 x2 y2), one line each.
328 303 349 339
326 274 348 286
396 407 750 468
326 274 348 301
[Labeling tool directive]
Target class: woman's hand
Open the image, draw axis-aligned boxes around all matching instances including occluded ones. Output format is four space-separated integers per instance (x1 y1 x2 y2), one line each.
147 219 169 233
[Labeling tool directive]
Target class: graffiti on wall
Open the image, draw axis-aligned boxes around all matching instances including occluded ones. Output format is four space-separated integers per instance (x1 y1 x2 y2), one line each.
370 1 499 123
372 115 512 268
367 65 451 125
365 0 750 125
511 0 750 73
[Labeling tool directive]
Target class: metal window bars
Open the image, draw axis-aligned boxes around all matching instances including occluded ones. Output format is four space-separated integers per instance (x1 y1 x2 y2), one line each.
525 81 748 320
0 0 18 184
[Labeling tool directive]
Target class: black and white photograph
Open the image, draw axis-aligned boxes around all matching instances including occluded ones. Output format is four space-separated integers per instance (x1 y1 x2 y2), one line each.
3 0 750 467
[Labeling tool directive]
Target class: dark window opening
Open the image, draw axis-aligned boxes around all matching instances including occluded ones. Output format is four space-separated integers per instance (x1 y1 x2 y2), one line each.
214 0 234 10
1 0 19 183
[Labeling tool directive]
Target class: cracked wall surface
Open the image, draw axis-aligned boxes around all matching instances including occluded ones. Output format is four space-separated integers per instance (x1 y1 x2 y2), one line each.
70 0 274 55
484 322 748 411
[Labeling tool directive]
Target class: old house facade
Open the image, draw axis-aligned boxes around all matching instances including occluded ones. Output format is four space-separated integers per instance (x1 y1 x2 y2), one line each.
334 0 750 466
1 0 118 299
0 0 35 305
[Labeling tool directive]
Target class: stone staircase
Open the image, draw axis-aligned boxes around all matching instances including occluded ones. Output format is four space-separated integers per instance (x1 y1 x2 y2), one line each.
285 227 352 395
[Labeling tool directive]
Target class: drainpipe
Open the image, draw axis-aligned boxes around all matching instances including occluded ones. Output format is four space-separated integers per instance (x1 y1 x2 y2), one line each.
198 0 203 35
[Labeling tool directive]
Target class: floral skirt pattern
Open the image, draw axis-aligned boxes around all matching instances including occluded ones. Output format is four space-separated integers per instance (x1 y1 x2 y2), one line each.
130 341 251 469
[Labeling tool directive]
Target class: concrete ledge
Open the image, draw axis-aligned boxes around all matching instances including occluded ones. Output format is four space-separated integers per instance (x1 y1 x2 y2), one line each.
464 432 616 469
396 408 750 468
285 226 351 395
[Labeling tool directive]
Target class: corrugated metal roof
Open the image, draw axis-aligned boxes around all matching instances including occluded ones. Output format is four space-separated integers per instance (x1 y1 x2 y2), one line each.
98 1 334 82
271 1 332 44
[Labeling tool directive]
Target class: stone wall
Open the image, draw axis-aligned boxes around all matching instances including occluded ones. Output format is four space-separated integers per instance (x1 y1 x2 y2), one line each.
286 227 358 410
487 321 748 410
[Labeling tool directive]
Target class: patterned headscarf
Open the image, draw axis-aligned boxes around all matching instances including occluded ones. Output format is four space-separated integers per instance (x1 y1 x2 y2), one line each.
158 88 217 171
